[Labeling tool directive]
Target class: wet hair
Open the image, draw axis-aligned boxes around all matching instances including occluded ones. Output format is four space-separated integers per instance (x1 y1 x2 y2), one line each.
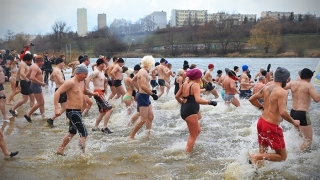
23 54 33 61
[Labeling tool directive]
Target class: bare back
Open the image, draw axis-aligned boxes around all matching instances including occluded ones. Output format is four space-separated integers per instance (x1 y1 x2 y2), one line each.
286 80 315 111
156 64 166 79
260 84 288 124
223 77 237 95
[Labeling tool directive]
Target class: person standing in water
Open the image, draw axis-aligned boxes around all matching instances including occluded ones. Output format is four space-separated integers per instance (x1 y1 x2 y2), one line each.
222 70 240 107
175 68 217 154
285 68 320 152
248 67 300 166
55 64 98 156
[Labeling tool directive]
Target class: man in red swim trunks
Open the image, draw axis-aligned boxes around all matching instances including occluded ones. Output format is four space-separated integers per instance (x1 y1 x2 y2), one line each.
249 67 300 166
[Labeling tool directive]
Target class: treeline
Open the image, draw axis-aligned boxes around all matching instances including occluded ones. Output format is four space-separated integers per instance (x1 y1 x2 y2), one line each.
0 15 319 58
0 21 128 60
141 15 319 56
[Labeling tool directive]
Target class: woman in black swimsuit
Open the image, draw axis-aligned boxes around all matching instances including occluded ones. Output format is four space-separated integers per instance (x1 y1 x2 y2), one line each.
175 68 217 154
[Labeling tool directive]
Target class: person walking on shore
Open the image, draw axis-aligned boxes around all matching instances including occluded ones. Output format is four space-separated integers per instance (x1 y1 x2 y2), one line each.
23 55 46 122
248 67 300 166
285 68 320 152
55 64 98 156
46 58 67 127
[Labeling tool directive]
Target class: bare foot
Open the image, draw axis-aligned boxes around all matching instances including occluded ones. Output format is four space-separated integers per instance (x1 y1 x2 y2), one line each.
127 136 135 140
6 102 13 105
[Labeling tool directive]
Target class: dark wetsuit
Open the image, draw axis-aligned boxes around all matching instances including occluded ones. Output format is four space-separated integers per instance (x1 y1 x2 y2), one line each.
180 83 199 120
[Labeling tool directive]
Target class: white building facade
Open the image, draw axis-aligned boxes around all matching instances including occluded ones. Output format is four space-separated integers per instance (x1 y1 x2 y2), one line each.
98 14 107 29
170 9 208 27
77 8 88 37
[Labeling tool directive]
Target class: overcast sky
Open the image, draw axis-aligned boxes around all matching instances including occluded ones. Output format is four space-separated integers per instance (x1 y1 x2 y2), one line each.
1 0 319 39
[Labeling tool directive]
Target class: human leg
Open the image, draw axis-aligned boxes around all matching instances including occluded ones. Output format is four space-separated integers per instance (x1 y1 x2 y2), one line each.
11 94 28 113
128 112 140 126
0 94 10 120
185 114 201 154
158 86 165 98
231 97 240 107
250 148 287 164
145 105 154 137
56 133 75 155
7 79 16 104
298 125 313 151
93 112 106 130
128 106 148 139
102 109 113 129
108 86 117 100
26 93 45 118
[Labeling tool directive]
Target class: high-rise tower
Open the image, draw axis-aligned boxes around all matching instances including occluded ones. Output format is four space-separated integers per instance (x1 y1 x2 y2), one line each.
77 8 88 36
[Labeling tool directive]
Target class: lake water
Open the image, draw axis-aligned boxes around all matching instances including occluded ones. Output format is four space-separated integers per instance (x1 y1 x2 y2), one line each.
1 57 320 180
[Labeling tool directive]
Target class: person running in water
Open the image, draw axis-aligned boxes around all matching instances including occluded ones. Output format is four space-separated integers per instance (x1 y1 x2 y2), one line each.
285 68 320 152
55 64 98 156
248 67 300 166
175 68 217 154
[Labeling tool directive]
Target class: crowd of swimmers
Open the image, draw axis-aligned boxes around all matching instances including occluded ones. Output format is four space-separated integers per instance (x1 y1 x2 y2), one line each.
1 46 320 170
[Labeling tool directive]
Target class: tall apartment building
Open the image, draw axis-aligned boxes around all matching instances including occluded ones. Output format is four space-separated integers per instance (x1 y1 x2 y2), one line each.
170 9 208 27
142 11 167 31
98 14 107 29
77 8 88 37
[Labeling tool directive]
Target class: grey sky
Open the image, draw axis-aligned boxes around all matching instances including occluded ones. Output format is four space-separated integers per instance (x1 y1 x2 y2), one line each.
1 0 319 39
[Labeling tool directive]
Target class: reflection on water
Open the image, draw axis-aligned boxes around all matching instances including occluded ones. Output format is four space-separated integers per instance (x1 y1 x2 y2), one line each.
1 58 320 179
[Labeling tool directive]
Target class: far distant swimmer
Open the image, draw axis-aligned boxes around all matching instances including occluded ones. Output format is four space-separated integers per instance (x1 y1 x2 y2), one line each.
175 68 217 154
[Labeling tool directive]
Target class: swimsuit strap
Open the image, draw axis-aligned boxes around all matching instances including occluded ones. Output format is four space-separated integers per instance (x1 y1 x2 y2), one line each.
182 83 194 99
188 83 194 95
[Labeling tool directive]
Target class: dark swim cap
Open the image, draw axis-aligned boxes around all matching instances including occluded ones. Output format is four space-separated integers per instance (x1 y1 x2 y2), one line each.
300 68 314 79
274 67 290 82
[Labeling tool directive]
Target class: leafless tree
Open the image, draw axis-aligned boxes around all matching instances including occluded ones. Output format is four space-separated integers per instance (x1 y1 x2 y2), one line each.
50 21 71 51
5 29 15 42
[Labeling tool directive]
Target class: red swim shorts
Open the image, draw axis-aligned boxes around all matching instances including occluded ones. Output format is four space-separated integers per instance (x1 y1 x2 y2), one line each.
257 117 285 150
